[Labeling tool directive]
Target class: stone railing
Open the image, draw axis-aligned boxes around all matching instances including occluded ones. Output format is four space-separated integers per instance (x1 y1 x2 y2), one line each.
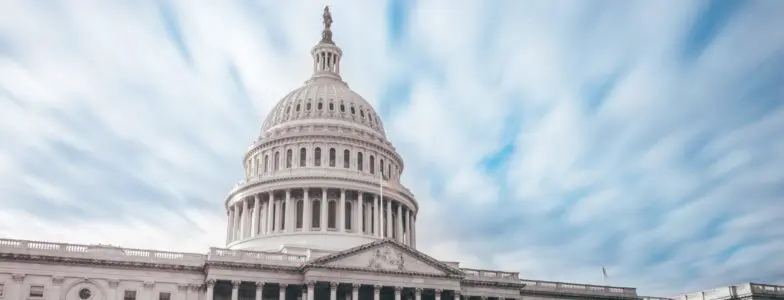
230 167 416 200
462 268 519 282
521 279 638 297
749 283 784 295
640 297 673 300
0 238 206 266
208 247 306 266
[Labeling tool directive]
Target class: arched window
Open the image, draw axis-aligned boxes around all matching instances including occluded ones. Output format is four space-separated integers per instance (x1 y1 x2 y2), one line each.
357 152 363 171
271 202 277 231
340 104 345 112
380 159 385 179
360 109 365 118
350 106 356 115
307 102 312 110
329 148 336 167
274 152 280 171
345 202 353 230
388 163 392 179
369 155 375 174
314 148 322 167
296 200 304 229
280 202 286 231
327 201 337 229
286 149 292 168
300 148 307 167
318 101 323 110
296 104 301 112
264 155 269 173
311 200 321 228
329 102 334 111
343 150 350 168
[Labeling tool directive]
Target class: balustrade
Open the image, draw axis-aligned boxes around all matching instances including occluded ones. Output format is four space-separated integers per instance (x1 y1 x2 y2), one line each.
520 279 637 296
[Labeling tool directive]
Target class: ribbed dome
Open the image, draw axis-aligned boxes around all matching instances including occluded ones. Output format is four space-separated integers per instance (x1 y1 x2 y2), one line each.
259 77 386 137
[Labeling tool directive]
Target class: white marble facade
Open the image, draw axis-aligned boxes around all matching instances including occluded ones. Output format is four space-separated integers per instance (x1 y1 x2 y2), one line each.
0 6 781 300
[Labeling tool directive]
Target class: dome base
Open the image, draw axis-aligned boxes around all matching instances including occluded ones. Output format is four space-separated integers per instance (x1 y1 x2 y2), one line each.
228 232 382 257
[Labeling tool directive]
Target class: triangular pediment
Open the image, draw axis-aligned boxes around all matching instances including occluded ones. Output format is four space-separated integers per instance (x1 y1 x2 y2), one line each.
303 239 462 276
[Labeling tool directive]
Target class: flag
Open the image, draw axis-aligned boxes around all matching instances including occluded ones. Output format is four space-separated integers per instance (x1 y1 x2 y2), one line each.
602 266 608 280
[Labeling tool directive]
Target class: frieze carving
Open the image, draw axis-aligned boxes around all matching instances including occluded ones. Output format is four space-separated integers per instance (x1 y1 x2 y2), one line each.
0 253 204 272
367 246 405 271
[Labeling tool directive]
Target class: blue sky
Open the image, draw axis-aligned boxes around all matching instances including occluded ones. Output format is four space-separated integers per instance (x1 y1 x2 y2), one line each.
1 0 783 297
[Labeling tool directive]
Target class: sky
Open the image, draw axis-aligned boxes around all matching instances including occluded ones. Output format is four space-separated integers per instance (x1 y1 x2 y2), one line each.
1 0 783 297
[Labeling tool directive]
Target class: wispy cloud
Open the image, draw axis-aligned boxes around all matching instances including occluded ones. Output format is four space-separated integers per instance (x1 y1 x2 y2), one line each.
1 0 783 296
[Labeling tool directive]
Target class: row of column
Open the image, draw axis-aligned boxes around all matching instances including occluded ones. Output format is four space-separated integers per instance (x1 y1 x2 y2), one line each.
207 280 497 300
226 188 416 247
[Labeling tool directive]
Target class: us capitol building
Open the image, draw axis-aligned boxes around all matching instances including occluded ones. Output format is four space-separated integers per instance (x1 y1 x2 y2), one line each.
1 7 781 300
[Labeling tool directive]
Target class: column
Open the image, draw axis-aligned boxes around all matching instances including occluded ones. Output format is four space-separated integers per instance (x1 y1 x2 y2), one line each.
373 195 380 236
356 194 364 234
108 280 119 300
307 282 315 300
226 208 234 244
252 195 260 236
435 290 441 300
266 193 274 234
339 189 346 232
206 280 216 300
412 215 416 248
352 284 360 300
10 274 24 300
276 198 284 232
394 287 402 300
50 277 64 300
415 289 422 300
386 198 392 238
303 189 311 231
321 188 327 231
454 291 461 300
189 285 201 300
405 209 412 245
232 203 240 240
301 288 307 300
330 282 338 300
283 189 296 232
373 285 381 300
279 284 288 300
396 204 403 242
255 282 264 300
231 281 240 300
244 198 251 238
143 282 154 300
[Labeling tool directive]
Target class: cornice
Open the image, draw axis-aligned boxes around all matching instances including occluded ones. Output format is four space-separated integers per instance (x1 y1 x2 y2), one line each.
460 280 526 289
304 264 462 280
0 253 204 273
520 289 640 300
205 261 301 273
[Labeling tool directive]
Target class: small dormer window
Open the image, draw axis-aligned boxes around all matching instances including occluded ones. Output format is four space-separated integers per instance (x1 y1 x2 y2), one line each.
340 104 345 112
296 104 301 112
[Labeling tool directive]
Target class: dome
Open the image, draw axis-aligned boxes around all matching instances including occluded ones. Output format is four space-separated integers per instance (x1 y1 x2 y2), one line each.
223 6 417 256
259 77 386 138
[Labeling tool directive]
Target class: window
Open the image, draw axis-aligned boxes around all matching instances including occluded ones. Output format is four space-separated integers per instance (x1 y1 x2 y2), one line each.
312 200 321 228
274 152 280 171
299 148 307 167
369 155 375 174
369 114 373 122
0 284 5 297
329 148 336 167
327 201 337 229
296 104 301 111
345 202 353 230
350 106 355 115
29 285 44 298
318 102 323 110
360 109 365 117
296 200 304 229
340 104 345 112
380 159 385 178
281 202 286 230
329 102 334 111
357 152 363 171
286 106 291 113
286 149 292 168
159 292 171 300
79 288 92 300
264 155 269 172
343 150 350 168
124 291 136 300
306 102 312 110
314 148 322 167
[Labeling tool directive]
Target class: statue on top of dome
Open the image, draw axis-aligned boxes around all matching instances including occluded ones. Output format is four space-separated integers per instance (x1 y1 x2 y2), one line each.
323 6 333 30
321 6 334 44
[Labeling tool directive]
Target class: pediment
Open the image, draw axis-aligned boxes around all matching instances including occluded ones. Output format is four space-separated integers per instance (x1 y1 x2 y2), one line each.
304 239 461 276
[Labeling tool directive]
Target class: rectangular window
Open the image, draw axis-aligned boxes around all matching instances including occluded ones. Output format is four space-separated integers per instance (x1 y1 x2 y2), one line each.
159 292 171 300
0 283 5 297
29 285 44 298
124 291 137 300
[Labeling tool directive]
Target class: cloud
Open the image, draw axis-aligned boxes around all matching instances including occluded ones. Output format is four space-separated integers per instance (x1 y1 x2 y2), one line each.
1 0 784 297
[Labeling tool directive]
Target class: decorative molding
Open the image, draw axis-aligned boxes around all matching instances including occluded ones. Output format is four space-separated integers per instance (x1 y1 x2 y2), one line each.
177 284 188 292
329 282 338 291
306 281 316 288
373 285 382 293
0 253 204 272
255 282 265 288
143 281 155 289
12 274 25 282
205 279 216 287
352 283 360 290
434 290 442 296
231 281 241 288
394 287 402 294
280 283 289 289
52 276 65 285
367 246 405 271
108 280 119 288
189 285 201 292
415 288 423 295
